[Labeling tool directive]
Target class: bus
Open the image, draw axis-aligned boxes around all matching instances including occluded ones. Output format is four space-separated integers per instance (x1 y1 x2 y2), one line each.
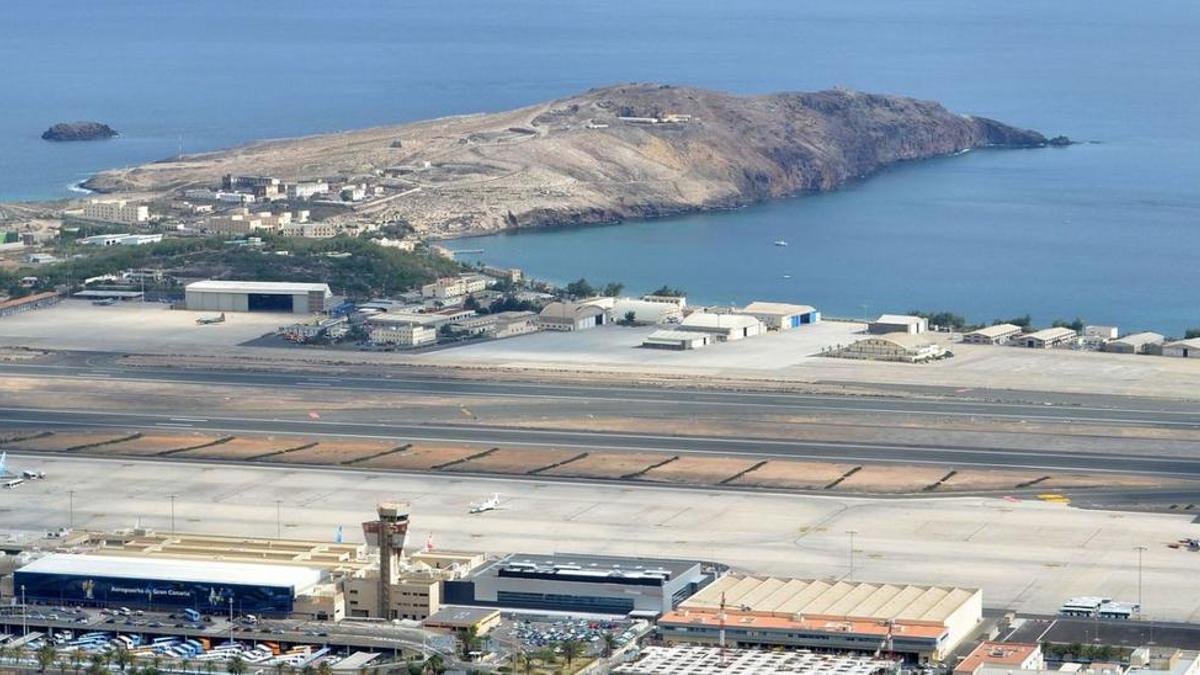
183 608 202 623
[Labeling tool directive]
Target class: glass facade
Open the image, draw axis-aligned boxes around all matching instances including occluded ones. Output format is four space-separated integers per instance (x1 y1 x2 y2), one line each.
13 571 295 615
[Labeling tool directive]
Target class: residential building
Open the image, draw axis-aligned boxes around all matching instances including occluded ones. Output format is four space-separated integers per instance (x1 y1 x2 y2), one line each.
222 174 284 200
677 312 763 341
421 275 490 300
642 330 711 350
963 323 1023 345
833 334 946 363
869 314 928 335
204 208 309 235
738 301 820 330
1016 327 1077 349
537 301 610 331
81 199 150 225
280 222 337 238
481 265 523 284
287 181 330 201
664 575 983 663
340 184 367 201
1163 338 1200 358
1105 332 1164 354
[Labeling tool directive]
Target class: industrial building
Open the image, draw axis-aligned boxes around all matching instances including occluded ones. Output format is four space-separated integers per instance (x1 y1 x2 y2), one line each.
185 280 331 314
537 301 610 331
443 552 715 616
954 642 1043 675
1085 325 1119 340
1016 327 1077 349
367 317 439 347
1163 338 1200 358
869 314 928 335
962 323 1023 345
677 312 763 341
661 575 982 663
641 329 712 350
78 233 163 247
616 646 899 675
448 311 539 339
738 301 820 330
14 554 323 616
0 291 61 319
832 334 945 363
612 298 684 324
1105 332 1164 354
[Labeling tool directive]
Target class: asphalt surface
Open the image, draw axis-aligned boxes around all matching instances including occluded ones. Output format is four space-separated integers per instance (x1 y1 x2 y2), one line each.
5 405 1200 478
4 360 1200 428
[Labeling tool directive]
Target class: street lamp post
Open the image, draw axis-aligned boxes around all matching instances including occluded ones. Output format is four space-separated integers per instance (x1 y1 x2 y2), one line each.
847 530 858 580
21 585 27 636
275 500 282 539
169 494 176 535
68 490 75 530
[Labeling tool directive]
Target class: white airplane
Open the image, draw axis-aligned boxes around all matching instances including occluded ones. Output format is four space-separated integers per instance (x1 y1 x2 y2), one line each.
468 493 503 514
0 453 45 480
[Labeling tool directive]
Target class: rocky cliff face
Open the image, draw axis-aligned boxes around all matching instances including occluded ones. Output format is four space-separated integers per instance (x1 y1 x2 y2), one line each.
42 121 118 141
83 84 1058 236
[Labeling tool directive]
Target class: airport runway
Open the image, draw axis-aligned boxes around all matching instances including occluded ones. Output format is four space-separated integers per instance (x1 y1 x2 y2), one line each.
3 360 1200 428
5 405 1200 478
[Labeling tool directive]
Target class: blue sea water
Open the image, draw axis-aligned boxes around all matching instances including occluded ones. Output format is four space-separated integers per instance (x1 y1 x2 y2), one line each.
2 1 1198 332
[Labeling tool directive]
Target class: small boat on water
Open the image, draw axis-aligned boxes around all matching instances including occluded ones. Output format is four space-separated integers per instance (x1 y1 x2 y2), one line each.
773 240 788 247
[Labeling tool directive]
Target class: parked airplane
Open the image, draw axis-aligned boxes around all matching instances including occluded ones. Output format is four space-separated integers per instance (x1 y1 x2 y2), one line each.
92 297 117 306
196 312 226 325
468 493 503 514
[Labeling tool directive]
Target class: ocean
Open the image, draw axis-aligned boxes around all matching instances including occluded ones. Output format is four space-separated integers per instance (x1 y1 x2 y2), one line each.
3 1 1198 332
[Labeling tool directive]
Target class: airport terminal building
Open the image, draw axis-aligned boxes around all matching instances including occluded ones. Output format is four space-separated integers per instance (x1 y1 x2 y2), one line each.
14 554 323 616
443 552 716 616
184 280 331 314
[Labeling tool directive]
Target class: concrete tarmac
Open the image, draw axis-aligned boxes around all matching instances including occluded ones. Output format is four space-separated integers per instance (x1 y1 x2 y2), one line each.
6 453 1200 623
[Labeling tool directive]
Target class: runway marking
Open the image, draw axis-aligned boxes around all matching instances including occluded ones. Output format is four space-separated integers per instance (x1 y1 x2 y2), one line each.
153 422 194 428
6 414 1197 479
169 417 209 423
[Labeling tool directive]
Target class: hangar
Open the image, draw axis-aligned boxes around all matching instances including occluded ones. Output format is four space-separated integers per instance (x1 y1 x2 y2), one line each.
14 553 323 616
185 280 331 314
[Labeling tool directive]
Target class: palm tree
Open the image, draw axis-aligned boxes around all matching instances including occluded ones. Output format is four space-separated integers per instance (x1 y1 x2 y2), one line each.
113 647 134 674
226 656 247 675
601 632 618 658
300 664 316 675
36 642 58 673
316 661 333 675
204 660 217 675
420 654 445 675
459 626 483 661
559 639 584 670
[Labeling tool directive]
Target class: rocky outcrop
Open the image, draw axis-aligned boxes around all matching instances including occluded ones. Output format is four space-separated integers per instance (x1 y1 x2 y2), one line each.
84 84 1063 236
42 121 118 141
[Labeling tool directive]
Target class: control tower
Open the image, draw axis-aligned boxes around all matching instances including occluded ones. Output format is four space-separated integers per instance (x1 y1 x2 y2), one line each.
362 502 409 618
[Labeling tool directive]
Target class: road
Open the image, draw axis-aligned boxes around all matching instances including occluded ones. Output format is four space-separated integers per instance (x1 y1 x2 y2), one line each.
5 405 1200 478
3 360 1200 428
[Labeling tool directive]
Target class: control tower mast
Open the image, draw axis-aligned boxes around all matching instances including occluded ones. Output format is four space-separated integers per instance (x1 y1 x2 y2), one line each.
362 502 410 618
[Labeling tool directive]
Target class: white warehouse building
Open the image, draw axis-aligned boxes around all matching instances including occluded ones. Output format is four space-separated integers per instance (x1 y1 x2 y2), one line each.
185 280 332 314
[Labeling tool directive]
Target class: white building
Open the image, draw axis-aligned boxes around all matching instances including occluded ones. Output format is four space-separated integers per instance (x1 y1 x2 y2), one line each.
368 319 438 347
537 301 610 331
833 333 946 363
280 222 337 239
185 280 331 314
421 275 490 300
738 301 820 330
613 298 684 325
1163 338 1200 358
869 314 928 335
78 233 163 247
1104 332 1164 354
288 181 330 201
962 323 1023 345
1085 325 1120 340
677 312 763 341
641 330 711 350
1016 327 1077 349
82 199 150 225
641 294 687 308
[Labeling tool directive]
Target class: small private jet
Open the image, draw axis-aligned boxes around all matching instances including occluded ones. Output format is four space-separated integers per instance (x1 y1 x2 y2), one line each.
468 493 504 514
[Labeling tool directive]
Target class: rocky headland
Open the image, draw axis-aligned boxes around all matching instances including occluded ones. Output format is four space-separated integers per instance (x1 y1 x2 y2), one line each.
82 84 1062 237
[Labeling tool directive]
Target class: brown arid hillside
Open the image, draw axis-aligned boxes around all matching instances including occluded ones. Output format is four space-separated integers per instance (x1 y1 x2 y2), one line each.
84 83 1059 237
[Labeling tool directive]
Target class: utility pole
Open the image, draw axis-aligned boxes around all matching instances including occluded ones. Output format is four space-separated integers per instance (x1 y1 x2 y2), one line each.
21 585 27 636
169 494 176 535
848 530 858 580
275 499 282 539
68 490 75 530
